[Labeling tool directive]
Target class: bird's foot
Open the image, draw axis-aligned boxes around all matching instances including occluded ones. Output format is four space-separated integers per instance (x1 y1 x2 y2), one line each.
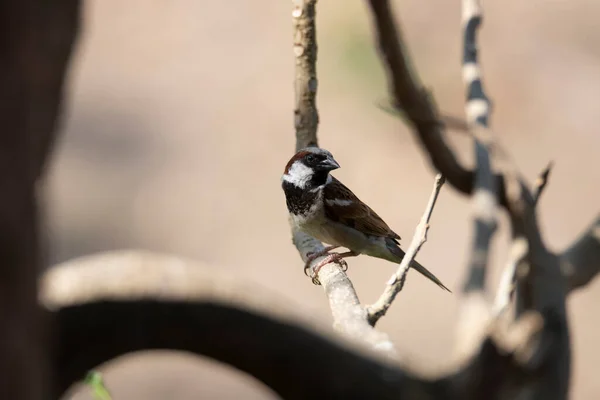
303 246 339 277
306 251 357 285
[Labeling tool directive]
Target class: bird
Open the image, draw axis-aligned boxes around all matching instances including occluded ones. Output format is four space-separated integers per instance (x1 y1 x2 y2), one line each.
281 147 450 292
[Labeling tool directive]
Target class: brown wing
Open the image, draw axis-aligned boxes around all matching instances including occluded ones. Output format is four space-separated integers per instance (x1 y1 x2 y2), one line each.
324 177 401 241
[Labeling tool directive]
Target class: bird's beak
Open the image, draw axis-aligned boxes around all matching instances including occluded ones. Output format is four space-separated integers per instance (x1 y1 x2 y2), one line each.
317 156 340 171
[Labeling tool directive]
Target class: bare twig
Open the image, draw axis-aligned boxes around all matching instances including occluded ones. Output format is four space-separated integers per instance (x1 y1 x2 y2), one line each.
376 100 470 133
367 0 528 211
533 162 553 205
366 174 445 326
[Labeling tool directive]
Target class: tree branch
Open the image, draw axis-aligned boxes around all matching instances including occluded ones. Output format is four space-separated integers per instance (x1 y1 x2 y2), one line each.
366 0 574 398
0 2 80 399
366 174 446 326
42 251 411 399
292 231 397 354
293 0 319 151
562 215 600 292
532 162 553 206
493 162 553 316
366 0 515 207
290 0 399 355
454 0 498 359
44 250 547 399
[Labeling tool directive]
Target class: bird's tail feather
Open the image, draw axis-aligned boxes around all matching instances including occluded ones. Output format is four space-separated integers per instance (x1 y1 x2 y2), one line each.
410 258 451 292
387 242 451 292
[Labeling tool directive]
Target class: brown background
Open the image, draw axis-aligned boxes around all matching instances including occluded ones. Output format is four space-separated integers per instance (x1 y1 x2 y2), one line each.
49 1 600 399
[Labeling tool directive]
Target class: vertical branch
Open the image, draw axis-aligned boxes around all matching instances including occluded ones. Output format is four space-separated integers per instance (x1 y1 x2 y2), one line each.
494 164 552 316
292 0 319 150
455 0 498 358
290 0 396 354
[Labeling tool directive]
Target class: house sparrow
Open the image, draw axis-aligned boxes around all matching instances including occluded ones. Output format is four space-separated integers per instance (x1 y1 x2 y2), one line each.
281 147 450 292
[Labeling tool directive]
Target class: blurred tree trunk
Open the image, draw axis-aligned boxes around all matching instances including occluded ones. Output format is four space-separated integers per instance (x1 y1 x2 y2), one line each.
0 1 80 398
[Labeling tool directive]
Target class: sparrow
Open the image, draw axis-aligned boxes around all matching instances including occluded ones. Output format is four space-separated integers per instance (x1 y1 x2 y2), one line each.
281 147 450 292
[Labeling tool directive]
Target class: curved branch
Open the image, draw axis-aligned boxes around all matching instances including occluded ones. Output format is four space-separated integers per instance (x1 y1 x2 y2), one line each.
366 0 510 206
44 250 548 400
43 251 410 399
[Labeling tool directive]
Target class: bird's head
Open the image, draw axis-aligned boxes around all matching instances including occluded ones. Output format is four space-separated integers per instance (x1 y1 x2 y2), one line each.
281 147 340 189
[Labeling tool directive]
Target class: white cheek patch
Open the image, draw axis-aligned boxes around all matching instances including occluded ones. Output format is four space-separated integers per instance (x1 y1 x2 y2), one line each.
282 161 314 189
325 198 353 207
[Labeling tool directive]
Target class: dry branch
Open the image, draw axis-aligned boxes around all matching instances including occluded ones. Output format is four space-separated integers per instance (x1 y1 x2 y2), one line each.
293 0 319 151
290 0 400 355
365 0 582 398
493 162 553 316
562 215 600 292
34 0 597 399
532 162 553 205
367 174 446 326
43 251 411 399
43 250 547 399
367 0 520 209
454 0 497 359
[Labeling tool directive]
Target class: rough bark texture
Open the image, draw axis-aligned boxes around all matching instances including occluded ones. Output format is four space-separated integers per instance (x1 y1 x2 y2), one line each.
292 0 319 151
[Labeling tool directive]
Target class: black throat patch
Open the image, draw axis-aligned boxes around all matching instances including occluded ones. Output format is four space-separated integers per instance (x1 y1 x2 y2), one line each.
282 181 321 215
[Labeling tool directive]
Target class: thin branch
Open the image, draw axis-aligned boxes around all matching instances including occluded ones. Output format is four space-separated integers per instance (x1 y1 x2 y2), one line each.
533 161 553 206
365 0 520 209
376 100 470 134
366 174 446 326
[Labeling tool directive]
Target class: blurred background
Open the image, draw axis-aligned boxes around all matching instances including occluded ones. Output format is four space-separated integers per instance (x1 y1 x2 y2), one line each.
50 0 599 399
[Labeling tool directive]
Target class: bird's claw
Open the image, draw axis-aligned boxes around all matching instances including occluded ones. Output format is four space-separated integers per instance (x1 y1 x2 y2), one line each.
304 252 349 286
338 258 348 272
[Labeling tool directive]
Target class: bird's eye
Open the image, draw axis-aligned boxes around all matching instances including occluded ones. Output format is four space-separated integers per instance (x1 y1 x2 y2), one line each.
306 155 315 163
